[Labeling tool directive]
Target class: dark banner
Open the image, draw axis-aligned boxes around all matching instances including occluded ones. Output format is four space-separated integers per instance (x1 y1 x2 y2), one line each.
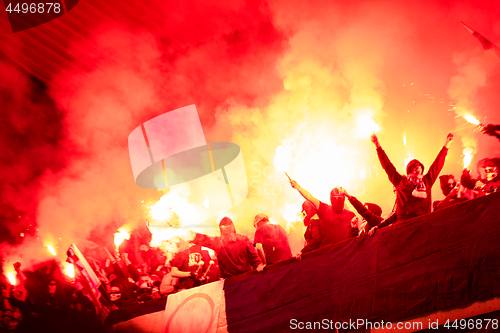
224 192 500 332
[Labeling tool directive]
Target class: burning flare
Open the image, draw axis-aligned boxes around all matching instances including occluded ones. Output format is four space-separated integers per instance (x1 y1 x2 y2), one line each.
7 272 16 285
463 147 474 169
356 113 380 137
47 245 57 256
114 227 130 249
463 114 480 126
64 263 75 278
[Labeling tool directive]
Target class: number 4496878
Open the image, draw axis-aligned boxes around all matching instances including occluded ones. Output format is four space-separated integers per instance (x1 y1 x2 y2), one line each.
5 3 62 14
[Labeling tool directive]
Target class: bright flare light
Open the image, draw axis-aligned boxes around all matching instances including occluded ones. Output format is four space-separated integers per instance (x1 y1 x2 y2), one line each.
114 227 130 249
47 245 57 256
7 272 16 285
149 191 205 225
463 147 474 169
149 227 191 248
464 114 480 126
356 114 380 138
203 198 210 208
403 134 407 146
64 263 75 278
274 143 293 173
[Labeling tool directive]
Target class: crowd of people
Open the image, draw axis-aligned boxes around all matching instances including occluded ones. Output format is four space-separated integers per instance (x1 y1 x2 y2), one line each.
1 125 499 332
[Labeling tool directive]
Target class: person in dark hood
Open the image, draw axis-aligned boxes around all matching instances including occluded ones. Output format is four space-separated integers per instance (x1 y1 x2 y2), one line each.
289 181 355 246
295 201 321 260
461 158 500 196
193 217 264 278
371 133 454 222
433 174 473 210
340 188 383 236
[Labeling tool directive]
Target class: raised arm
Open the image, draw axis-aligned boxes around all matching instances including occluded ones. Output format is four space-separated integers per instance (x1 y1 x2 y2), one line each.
425 133 453 186
371 134 403 186
341 188 381 229
289 180 320 210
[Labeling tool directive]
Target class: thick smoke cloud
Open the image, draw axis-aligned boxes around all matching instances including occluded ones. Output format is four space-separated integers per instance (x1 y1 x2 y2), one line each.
1 0 500 267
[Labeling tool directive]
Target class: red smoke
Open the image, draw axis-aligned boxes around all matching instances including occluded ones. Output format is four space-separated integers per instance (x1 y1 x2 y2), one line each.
1 0 500 267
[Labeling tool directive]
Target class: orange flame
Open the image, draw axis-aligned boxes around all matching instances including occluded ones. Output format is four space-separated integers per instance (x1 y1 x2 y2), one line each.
114 227 130 249
463 147 473 169
64 263 75 278
47 245 57 256
463 114 480 126
7 272 16 285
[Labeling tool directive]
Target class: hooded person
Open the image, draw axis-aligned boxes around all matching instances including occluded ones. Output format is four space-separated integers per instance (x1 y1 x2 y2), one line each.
340 187 384 236
433 174 472 211
253 213 293 266
289 181 356 246
193 217 265 278
461 158 500 196
295 201 321 260
370 133 454 222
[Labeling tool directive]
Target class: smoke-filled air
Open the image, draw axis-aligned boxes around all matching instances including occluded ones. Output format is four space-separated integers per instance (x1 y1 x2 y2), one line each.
1 0 500 273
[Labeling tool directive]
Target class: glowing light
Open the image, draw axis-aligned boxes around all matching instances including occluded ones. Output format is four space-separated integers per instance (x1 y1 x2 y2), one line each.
356 113 380 138
203 198 210 208
114 227 130 249
360 169 366 180
463 114 480 126
149 227 191 247
149 191 205 225
283 203 302 232
463 147 474 169
274 143 293 173
7 272 16 285
403 134 407 146
64 263 75 278
47 245 57 256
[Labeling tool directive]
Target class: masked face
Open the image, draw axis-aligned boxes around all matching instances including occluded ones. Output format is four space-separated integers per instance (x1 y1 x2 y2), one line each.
48 281 57 294
485 166 498 181
330 194 345 214
410 165 423 176
109 286 122 302
220 223 236 237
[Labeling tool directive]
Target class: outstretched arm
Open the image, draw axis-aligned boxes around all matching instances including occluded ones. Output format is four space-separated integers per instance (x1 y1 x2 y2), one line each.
289 180 320 210
371 134 403 186
425 133 453 186
341 188 382 229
